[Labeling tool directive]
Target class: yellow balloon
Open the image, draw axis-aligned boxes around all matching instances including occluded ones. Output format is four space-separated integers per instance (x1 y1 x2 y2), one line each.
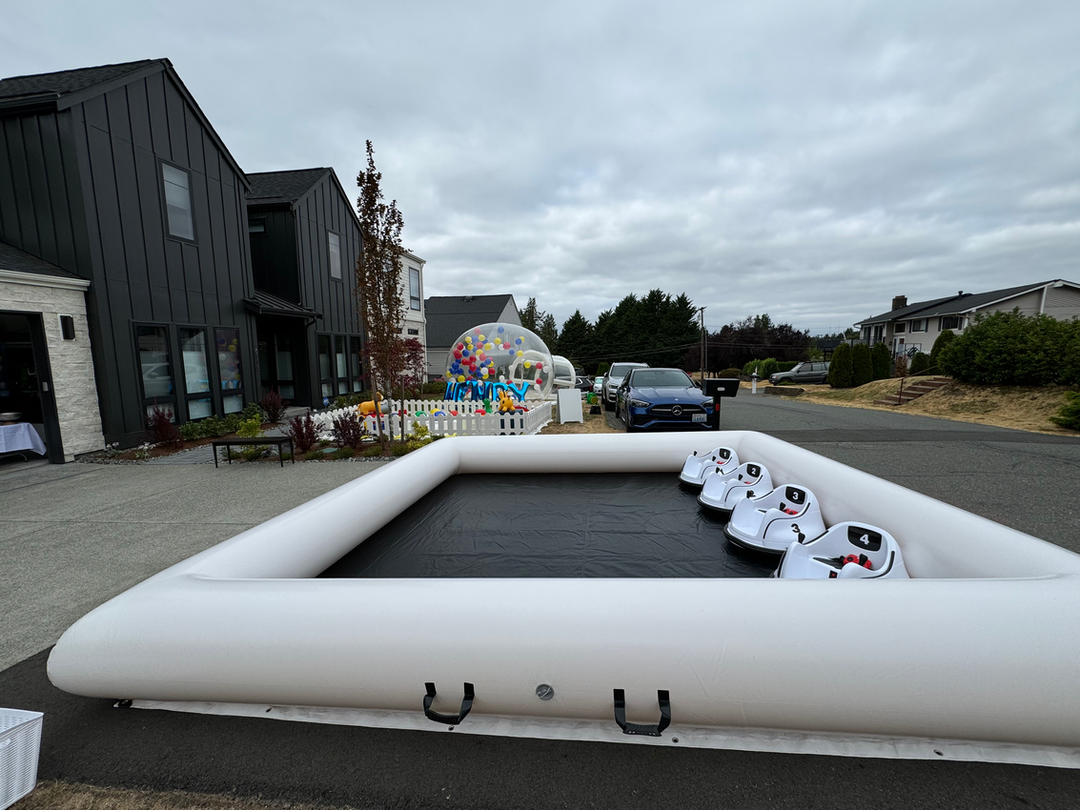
523 361 532 369
457 375 465 382
485 342 494 351
478 334 486 341
516 350 523 357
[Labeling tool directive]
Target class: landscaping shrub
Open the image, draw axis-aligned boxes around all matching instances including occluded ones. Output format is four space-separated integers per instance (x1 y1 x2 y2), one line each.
240 402 263 423
236 417 263 438
1050 391 1080 431
330 446 356 460
260 388 287 423
145 406 182 447
851 344 873 387
303 449 324 461
286 412 320 453
743 358 780 378
178 420 206 441
871 343 891 380
222 414 242 434
940 310 1059 386
718 368 743 378
595 361 610 376
776 361 799 373
330 410 367 449
929 329 955 372
826 343 853 388
1058 318 1080 387
910 352 931 375
894 353 909 377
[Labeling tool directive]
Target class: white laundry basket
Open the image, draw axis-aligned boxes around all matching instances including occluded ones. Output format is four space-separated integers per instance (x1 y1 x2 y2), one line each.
0 709 42 810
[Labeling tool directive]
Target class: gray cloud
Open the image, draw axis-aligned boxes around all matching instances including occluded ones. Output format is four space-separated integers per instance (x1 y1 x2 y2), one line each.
2 0 1077 334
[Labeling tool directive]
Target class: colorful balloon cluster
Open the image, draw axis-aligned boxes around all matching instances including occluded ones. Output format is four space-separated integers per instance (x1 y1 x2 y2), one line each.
445 322 554 400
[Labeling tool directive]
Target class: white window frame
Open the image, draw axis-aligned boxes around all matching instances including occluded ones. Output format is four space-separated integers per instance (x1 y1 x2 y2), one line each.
409 267 421 310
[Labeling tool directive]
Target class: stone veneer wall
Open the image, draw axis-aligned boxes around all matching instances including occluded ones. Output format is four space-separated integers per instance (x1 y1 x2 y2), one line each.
0 276 105 461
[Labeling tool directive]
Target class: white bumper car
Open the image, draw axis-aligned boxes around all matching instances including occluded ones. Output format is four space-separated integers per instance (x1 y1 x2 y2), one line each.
698 462 771 514
775 522 909 579
678 446 739 487
723 484 826 555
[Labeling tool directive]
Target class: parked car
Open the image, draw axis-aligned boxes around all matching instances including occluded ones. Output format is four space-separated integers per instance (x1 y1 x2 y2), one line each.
616 367 716 432
769 361 830 385
574 375 593 392
602 362 649 411
592 376 604 394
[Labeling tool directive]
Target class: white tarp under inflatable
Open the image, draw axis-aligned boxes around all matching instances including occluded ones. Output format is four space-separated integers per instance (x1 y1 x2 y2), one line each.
47 432 1080 768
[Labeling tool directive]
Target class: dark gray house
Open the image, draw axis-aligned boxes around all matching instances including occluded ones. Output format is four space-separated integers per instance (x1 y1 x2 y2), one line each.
245 168 363 407
0 58 258 450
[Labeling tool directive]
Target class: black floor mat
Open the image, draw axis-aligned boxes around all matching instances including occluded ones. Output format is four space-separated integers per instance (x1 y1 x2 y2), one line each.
320 473 775 578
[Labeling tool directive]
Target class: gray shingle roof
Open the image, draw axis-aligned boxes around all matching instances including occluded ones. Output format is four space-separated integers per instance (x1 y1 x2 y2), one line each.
0 241 82 280
0 60 158 100
424 294 520 347
857 281 1067 325
246 168 331 206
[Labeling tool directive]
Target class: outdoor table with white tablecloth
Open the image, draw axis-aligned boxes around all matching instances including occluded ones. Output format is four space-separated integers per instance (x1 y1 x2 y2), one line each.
0 423 47 456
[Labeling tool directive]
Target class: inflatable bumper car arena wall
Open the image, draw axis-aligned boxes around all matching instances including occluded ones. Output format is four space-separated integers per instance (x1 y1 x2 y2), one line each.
48 433 1080 768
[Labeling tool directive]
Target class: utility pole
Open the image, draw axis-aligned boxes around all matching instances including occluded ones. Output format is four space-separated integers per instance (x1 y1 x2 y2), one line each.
699 306 706 385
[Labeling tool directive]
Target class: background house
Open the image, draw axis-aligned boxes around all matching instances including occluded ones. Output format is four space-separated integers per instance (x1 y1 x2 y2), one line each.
399 250 426 372
245 168 363 407
424 294 520 380
854 280 1080 358
0 58 258 453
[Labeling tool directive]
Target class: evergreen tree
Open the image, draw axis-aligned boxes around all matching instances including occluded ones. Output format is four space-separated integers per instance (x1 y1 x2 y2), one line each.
910 351 931 375
871 342 891 380
538 313 559 351
827 343 853 388
519 297 544 333
558 310 593 367
851 343 873 386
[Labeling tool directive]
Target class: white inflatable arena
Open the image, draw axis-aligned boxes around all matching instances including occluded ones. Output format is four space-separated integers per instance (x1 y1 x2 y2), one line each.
48 432 1080 768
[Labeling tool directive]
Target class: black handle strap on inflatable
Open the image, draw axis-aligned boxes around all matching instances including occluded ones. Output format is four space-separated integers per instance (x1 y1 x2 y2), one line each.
423 682 474 725
613 689 671 736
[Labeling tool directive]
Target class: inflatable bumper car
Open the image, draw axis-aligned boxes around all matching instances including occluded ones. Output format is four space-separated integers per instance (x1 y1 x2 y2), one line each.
775 522 909 579
723 484 826 555
678 446 739 487
698 462 772 513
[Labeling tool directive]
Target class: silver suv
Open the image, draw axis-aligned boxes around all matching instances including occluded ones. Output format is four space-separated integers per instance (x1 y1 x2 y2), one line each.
602 362 649 410
769 361 830 385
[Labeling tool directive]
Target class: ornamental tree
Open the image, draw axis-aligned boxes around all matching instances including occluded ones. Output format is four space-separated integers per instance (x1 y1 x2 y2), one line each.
355 140 406 443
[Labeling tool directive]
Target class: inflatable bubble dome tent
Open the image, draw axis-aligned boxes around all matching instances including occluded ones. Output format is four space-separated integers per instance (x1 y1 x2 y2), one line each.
445 323 554 399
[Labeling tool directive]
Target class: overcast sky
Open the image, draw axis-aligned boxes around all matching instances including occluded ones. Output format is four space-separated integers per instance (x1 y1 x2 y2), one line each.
2 1 1077 334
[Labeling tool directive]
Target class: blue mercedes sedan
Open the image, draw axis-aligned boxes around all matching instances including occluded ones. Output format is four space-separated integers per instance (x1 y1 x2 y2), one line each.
616 368 716 431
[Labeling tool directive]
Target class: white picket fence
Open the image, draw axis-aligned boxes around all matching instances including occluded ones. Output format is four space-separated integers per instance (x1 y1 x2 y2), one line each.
358 399 553 437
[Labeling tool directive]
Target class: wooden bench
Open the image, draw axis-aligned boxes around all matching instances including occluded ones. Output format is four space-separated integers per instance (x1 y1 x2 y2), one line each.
211 436 294 468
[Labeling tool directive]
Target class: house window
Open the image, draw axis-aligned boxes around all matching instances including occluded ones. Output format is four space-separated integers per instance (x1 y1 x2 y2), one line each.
407 328 420 336
328 232 342 280
162 164 195 241
137 325 176 418
248 218 266 234
318 335 333 399
179 328 212 419
940 316 960 330
910 319 926 332
894 322 906 334
335 335 348 394
215 328 243 413
409 267 421 310
349 336 363 393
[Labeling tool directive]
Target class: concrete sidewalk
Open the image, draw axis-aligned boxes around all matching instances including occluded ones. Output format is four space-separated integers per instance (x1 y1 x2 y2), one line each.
0 459 388 671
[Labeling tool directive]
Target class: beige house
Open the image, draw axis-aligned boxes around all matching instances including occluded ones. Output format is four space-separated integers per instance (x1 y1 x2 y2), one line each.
854 279 1080 358
399 251 427 370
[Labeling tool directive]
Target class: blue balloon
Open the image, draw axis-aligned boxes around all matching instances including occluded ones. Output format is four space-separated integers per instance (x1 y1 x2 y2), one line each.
497 326 505 333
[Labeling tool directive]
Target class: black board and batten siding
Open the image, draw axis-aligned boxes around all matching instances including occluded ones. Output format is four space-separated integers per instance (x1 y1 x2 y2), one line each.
0 61 257 446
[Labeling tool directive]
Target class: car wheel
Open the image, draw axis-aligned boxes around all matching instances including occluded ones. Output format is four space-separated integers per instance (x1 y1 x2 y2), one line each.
604 398 614 412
